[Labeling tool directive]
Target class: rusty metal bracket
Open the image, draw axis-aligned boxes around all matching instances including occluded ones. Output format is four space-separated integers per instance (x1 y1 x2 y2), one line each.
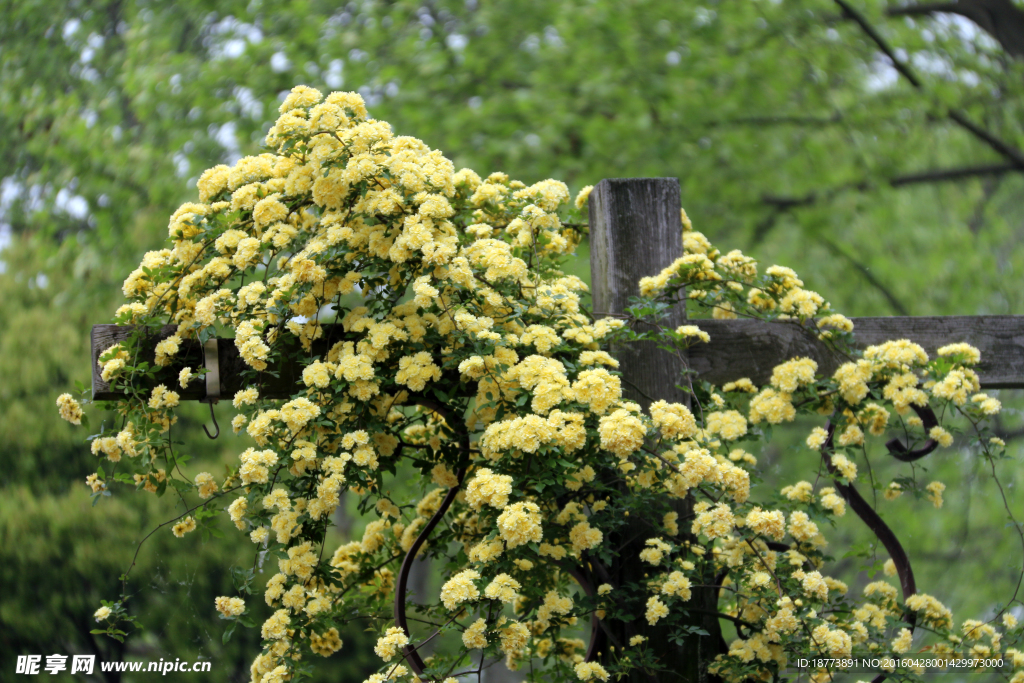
885 404 939 461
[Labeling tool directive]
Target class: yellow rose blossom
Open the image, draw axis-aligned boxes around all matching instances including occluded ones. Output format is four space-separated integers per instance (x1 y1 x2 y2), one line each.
676 325 710 343
215 596 246 617
440 569 481 610
462 618 489 649
172 516 197 538
57 393 85 425
646 596 669 625
575 662 610 681
497 501 544 548
884 482 903 501
374 627 410 662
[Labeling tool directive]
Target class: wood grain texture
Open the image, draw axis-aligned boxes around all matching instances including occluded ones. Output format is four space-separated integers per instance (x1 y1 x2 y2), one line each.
92 315 1024 400
589 178 719 683
688 315 1024 388
589 178 689 408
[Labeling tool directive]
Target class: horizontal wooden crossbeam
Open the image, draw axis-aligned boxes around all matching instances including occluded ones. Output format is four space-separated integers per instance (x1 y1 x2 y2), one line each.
688 315 1024 389
91 315 1024 401
90 323 350 402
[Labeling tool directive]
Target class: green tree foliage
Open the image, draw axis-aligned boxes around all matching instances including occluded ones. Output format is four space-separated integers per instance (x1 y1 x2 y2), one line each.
3 0 1023 678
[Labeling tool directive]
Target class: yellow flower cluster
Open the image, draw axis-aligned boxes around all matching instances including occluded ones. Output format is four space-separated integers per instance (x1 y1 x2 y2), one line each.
937 342 981 365
462 618 489 649
640 538 673 565
692 502 735 540
884 481 903 500
239 448 279 485
650 400 697 439
749 388 795 424
154 334 181 367
572 368 622 414
56 394 84 425
373 626 409 662
194 472 218 499
484 574 521 603
569 521 603 554
929 425 954 448
781 480 813 502
905 593 953 629
261 609 290 640
172 516 196 538
214 596 245 617
745 508 786 541
833 360 873 405
395 352 442 391
705 410 748 441
661 571 692 600
676 325 710 343
440 569 481 610
498 620 530 655
820 488 846 516
574 662 610 681
598 408 647 458
465 468 514 509
926 481 946 508
497 502 544 548
480 411 586 458
788 511 820 543
310 628 343 657
866 339 929 367
932 368 981 406
971 393 1001 415
770 357 817 393
646 596 669 625
891 627 914 653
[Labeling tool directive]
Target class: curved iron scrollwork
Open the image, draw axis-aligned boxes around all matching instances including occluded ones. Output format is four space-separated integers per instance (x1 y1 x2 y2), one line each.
564 564 604 663
393 466 467 677
885 404 939 462
822 417 918 683
392 469 604 678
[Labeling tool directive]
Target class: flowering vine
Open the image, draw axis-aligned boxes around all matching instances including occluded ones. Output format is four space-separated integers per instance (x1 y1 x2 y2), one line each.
57 86 1024 683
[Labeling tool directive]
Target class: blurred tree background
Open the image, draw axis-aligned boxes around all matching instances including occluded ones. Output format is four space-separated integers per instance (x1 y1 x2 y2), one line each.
2 0 1023 680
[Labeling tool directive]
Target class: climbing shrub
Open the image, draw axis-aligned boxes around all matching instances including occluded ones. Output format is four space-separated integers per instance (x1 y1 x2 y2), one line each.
58 86 1024 683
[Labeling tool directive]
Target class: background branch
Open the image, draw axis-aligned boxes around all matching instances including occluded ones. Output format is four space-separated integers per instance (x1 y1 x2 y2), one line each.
818 236 912 316
835 0 1024 168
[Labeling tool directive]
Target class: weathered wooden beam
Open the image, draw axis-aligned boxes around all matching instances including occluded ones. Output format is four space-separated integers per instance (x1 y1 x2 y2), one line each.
90 323 352 401
688 315 1024 389
91 314 1024 401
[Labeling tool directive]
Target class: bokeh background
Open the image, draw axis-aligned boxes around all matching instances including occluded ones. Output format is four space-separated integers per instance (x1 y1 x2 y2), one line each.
3 1 1024 680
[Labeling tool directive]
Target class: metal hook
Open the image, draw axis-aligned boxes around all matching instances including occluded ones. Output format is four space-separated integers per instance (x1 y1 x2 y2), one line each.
202 400 220 440
201 337 221 440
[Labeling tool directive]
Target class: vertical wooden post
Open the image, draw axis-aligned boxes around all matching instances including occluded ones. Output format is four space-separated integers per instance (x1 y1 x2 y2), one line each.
589 178 720 682
589 178 688 408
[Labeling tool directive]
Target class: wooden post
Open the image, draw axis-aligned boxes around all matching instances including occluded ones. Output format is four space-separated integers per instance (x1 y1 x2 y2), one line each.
589 178 720 683
590 178 689 409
